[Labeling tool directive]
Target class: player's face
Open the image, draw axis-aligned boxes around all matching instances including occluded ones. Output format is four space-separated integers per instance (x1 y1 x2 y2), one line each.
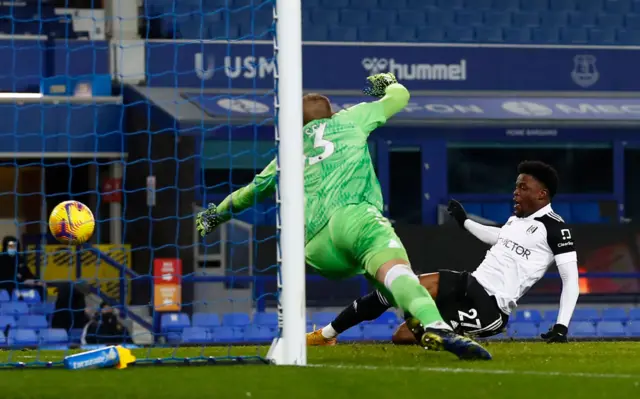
513 174 545 217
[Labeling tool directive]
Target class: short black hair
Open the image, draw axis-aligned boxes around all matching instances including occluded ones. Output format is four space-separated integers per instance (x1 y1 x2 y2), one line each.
517 160 559 198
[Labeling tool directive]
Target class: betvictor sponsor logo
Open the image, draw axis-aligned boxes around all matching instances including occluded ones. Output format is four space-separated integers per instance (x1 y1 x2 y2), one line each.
362 58 467 81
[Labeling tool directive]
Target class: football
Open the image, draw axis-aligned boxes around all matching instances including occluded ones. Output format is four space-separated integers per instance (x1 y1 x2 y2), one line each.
48 200 95 245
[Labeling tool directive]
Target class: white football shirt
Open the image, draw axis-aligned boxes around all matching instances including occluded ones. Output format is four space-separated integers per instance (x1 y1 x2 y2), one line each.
470 204 578 315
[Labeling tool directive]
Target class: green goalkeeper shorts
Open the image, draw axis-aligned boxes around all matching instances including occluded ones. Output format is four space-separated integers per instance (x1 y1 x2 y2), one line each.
305 202 409 282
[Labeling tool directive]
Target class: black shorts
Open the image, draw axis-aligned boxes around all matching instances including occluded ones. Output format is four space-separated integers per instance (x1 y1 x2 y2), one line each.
435 270 509 338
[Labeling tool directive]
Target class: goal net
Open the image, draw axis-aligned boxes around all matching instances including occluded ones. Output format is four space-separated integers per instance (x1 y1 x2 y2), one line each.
0 0 304 368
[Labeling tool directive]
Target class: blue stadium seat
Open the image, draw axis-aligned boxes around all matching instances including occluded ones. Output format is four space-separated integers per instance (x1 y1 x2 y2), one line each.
538 321 553 334
303 25 328 41
532 27 560 43
211 326 243 343
181 327 210 344
208 24 238 39
9 329 37 346
349 0 379 9
540 11 569 27
29 302 55 316
340 9 368 26
417 27 446 42
321 0 349 8
69 328 83 344
590 27 617 42
513 309 543 323
192 313 221 329
427 9 455 27
436 0 463 9
369 9 397 25
39 329 69 345
493 0 520 10
445 26 474 42
340 326 363 341
576 0 606 12
569 321 597 337
626 322 640 337
0 315 15 330
465 0 493 10
311 312 337 327
552 203 571 223
601 308 628 322
302 0 321 8
0 290 9 302
161 313 190 333
12 289 41 304
17 315 48 330
455 10 484 27
513 11 541 27
543 310 559 322
568 12 597 27
379 0 406 8
617 29 640 44
363 324 394 340
597 321 626 337
508 322 538 338
253 312 278 328
504 27 532 42
625 14 640 29
484 11 512 27
311 9 339 25
328 27 358 41
482 202 512 223
372 311 400 325
244 325 275 343
1 302 28 316
597 13 624 27
398 9 427 26
604 0 632 13
570 202 601 223
628 308 640 321
358 27 387 42
572 308 601 322
475 26 504 42
560 27 589 43
223 312 251 327
550 0 576 11
407 0 436 7
462 202 483 217
388 26 416 42
521 0 550 11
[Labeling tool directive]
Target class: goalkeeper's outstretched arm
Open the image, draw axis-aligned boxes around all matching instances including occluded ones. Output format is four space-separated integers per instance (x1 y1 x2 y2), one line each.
377 83 410 119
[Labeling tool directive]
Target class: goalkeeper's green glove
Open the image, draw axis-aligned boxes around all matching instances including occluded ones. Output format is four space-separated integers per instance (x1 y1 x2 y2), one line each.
196 203 224 237
362 72 398 98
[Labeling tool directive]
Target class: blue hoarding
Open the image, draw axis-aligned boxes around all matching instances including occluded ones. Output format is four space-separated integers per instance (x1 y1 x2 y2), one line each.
146 41 640 91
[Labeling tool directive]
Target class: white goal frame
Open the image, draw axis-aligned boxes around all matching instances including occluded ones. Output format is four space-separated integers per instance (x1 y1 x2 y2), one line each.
266 0 307 366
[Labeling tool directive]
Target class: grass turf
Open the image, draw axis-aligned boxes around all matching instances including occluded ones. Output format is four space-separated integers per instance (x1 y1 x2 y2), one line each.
0 342 638 398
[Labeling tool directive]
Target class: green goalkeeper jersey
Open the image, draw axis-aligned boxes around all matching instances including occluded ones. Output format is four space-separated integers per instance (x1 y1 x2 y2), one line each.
215 83 409 242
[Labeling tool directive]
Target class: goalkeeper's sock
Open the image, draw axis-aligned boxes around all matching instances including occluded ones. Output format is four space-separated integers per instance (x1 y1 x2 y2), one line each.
384 265 451 331
326 291 392 338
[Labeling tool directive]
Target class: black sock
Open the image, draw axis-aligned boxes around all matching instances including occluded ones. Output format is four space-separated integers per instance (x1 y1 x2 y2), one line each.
331 290 391 334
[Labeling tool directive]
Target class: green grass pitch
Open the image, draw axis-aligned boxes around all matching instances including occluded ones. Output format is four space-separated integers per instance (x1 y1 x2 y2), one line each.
0 342 639 399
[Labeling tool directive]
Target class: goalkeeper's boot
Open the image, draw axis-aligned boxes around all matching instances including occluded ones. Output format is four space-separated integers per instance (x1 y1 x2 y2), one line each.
307 329 337 346
420 327 492 361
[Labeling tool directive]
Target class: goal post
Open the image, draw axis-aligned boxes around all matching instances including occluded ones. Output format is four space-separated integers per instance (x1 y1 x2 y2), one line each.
267 0 307 366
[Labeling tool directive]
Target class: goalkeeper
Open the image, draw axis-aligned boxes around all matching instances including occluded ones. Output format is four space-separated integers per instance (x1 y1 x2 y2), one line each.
196 73 491 361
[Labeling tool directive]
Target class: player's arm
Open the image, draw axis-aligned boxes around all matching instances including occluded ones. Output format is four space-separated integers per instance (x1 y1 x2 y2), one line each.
447 199 501 245
196 159 277 236
541 225 579 343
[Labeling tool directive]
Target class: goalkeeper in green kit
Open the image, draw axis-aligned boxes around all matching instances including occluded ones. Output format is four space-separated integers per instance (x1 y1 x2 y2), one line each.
196 73 492 361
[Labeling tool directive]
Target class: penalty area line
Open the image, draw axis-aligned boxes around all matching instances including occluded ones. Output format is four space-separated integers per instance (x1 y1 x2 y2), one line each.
309 364 640 380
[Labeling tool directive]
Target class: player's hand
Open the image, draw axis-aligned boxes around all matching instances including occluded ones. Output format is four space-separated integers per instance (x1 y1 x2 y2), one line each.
447 199 468 228
363 72 398 98
196 203 224 237
540 324 568 343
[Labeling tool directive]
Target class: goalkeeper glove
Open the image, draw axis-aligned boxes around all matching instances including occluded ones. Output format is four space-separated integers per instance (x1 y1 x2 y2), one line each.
363 72 398 98
447 199 468 228
196 203 224 237
540 324 568 343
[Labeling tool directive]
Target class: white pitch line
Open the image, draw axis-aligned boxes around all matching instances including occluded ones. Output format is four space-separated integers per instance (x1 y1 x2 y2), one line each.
309 364 640 380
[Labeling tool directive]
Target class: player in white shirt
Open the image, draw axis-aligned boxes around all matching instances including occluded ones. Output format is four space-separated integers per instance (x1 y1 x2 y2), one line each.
308 161 580 346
